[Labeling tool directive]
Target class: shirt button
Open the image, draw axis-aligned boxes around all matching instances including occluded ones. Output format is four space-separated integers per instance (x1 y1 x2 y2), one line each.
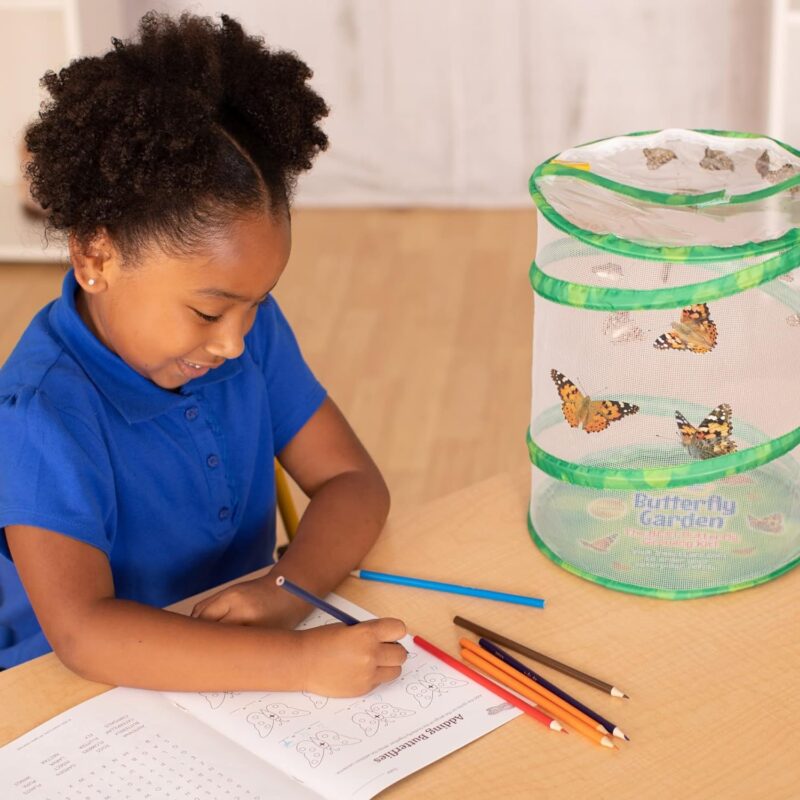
206 454 220 468
184 407 199 421
218 507 231 521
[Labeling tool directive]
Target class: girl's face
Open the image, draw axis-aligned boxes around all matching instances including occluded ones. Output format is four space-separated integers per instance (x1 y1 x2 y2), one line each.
74 210 291 390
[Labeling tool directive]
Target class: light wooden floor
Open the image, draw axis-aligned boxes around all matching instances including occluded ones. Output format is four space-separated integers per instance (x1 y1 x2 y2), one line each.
0 209 536 516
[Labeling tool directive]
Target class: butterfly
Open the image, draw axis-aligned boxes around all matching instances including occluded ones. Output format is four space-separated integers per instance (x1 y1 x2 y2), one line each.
246 703 309 738
653 303 718 354
643 147 677 170
675 404 737 460
295 730 360 768
406 673 467 709
699 147 734 172
550 370 639 433
747 513 783 535
352 702 415 737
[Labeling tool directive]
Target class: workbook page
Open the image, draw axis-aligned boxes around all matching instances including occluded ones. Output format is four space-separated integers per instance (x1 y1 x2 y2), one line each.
165 594 521 800
0 687 319 800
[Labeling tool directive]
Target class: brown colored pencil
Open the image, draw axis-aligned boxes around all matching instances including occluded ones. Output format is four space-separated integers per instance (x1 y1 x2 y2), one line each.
453 615 629 699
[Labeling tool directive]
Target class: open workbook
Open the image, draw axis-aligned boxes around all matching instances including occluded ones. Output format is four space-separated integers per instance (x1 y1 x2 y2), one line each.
1 595 520 799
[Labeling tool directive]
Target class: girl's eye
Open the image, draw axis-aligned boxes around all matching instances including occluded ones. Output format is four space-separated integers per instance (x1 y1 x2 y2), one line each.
191 308 221 323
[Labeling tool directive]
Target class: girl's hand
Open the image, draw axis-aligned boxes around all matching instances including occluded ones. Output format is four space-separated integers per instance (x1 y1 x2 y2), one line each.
298 618 408 697
190 576 301 628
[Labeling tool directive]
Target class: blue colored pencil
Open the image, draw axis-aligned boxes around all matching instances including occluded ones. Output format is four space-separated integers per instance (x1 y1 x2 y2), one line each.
478 637 629 741
275 576 359 625
350 569 545 609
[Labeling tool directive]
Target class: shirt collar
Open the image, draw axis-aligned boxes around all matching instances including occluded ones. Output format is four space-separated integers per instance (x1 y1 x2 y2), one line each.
49 270 242 424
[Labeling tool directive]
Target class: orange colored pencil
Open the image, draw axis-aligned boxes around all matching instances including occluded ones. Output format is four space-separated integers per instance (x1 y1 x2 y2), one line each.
412 635 564 732
460 638 608 735
461 649 616 749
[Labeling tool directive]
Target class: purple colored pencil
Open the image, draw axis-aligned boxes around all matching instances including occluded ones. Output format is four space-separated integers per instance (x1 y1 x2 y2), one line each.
478 637 629 741
275 576 360 625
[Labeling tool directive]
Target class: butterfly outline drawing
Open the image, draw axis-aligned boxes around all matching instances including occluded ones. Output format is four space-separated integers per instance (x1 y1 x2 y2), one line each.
653 303 718 354
551 370 640 434
294 729 361 768
675 403 737 460
246 703 310 738
352 702 415 737
406 673 468 709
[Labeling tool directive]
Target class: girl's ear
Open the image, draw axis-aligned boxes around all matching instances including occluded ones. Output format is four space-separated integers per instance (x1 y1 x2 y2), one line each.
69 229 119 293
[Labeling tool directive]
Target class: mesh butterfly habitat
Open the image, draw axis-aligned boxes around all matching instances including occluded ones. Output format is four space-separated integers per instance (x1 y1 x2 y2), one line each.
528 128 800 599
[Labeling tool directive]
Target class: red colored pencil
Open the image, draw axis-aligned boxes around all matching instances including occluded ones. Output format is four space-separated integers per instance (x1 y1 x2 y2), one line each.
412 635 564 733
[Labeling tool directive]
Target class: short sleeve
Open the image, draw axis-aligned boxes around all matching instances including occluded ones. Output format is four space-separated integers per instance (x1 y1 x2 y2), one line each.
246 298 327 453
0 387 116 560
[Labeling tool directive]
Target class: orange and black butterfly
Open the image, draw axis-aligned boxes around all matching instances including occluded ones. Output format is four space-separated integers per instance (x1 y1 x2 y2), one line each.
550 370 639 434
675 404 737 460
653 303 718 354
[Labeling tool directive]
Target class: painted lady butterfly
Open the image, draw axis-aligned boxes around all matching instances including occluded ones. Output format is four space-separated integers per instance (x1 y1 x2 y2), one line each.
675 404 737 460
551 370 639 433
653 303 718 354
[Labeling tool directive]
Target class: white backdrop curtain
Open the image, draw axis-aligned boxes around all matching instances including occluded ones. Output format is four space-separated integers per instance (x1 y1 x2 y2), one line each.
115 0 770 207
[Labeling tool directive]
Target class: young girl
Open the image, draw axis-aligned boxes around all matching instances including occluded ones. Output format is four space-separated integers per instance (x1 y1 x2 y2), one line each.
0 12 407 696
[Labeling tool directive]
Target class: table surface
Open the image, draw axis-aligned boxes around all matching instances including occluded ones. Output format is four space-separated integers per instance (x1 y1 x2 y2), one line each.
2 469 799 800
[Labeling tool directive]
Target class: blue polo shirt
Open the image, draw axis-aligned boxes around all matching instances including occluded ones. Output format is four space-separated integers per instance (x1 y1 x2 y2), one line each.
0 271 326 668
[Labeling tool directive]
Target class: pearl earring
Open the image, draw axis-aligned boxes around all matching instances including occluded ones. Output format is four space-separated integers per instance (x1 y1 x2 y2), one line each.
87 278 96 287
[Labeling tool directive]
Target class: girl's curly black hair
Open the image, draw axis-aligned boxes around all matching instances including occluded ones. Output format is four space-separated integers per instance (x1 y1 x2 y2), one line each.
24 12 329 261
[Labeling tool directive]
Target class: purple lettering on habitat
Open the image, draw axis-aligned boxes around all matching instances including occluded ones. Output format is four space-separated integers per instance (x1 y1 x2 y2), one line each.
633 491 735 530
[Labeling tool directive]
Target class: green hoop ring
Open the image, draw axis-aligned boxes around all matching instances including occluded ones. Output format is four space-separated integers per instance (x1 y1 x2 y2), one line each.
526 426 800 491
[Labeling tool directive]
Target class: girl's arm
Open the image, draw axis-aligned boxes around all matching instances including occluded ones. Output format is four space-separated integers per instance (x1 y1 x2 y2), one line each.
191 397 393 628
6 524 405 695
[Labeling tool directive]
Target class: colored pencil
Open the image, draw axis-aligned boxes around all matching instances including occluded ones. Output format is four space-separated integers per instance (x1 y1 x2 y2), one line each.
461 648 616 749
275 576 360 625
453 615 629 699
275 577 563 733
478 638 629 741
460 638 608 736
350 568 545 609
413 635 564 732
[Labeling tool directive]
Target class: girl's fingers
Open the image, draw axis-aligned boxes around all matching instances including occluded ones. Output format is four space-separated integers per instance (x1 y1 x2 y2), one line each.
378 641 408 667
374 665 403 685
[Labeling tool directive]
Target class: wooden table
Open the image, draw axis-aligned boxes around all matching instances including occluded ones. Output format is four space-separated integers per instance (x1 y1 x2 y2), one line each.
2 470 799 799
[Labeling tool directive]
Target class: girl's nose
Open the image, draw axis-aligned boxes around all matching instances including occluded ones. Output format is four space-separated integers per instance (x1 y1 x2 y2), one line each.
205 324 246 361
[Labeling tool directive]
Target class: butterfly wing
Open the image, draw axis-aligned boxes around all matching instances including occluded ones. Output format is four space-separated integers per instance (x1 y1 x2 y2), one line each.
371 702 415 720
655 304 717 353
296 740 325 768
681 304 718 353
424 673 468 691
315 730 361 748
675 411 698 448
406 681 434 708
266 703 309 722
246 711 275 738
691 404 737 458
550 369 585 428
583 399 640 433
352 712 380 737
